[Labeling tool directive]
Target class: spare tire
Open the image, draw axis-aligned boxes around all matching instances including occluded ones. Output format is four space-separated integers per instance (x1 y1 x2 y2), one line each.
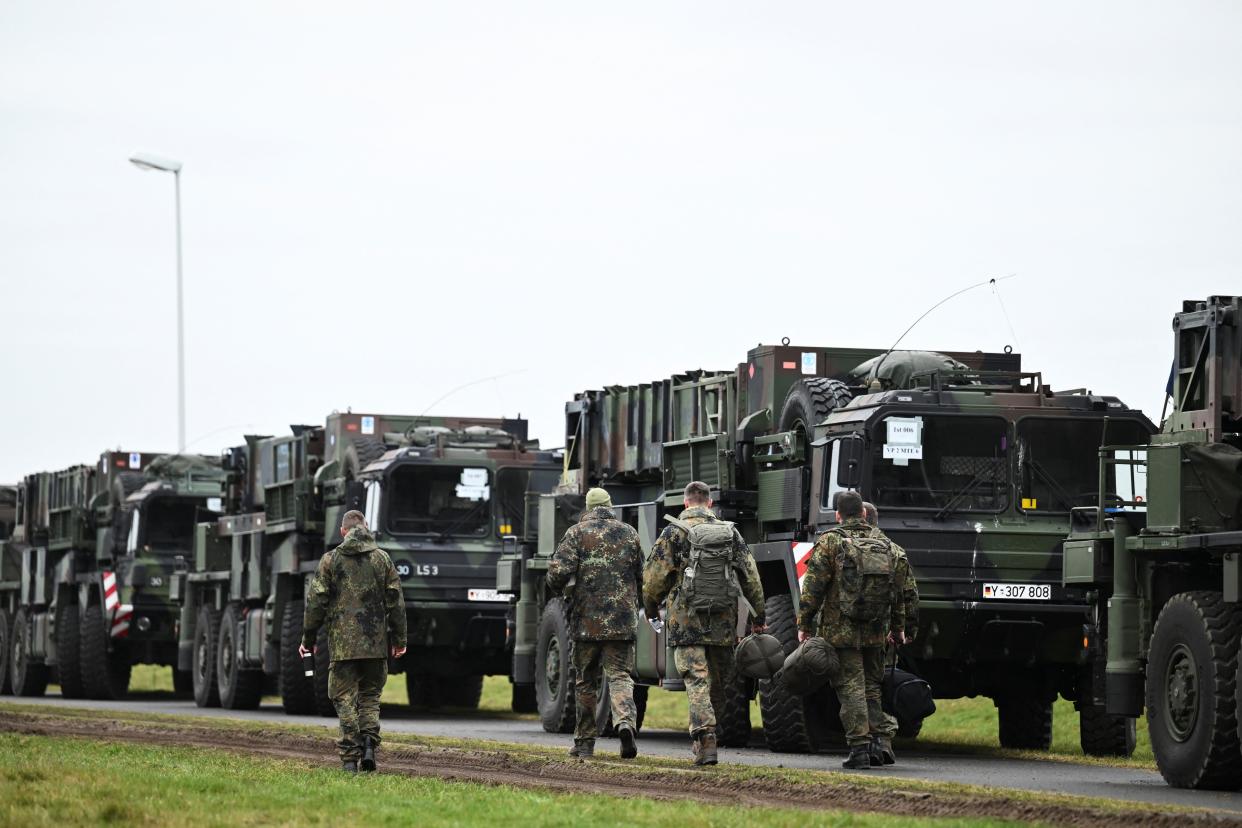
778 378 853 436
343 438 387 480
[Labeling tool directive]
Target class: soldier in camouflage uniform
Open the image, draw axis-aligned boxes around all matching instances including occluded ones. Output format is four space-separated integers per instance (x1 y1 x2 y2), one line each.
301 511 407 773
546 488 643 760
643 481 766 765
798 492 907 769
860 500 919 765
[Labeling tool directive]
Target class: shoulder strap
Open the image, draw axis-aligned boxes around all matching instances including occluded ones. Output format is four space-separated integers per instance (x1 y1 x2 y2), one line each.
663 515 692 533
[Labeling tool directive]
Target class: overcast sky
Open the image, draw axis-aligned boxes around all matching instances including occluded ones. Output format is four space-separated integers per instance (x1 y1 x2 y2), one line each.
2 2 1240 481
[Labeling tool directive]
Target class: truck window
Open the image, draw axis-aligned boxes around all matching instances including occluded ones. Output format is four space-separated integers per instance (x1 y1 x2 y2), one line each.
386 465 492 537
140 498 202 552
870 415 1009 512
1016 418 1150 512
494 467 560 537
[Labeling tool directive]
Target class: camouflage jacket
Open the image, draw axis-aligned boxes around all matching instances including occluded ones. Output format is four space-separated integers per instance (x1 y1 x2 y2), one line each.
891 539 919 641
642 505 765 647
797 519 908 648
302 526 407 661
546 506 643 641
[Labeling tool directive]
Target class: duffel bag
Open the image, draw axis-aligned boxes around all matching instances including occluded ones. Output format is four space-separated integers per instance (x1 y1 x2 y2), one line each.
776 636 839 696
882 666 936 726
734 632 785 680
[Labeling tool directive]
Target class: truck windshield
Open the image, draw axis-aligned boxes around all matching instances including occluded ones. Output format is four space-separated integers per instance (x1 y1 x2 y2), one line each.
1016 418 1150 512
386 465 492 537
140 498 203 552
494 467 560 537
869 415 1010 514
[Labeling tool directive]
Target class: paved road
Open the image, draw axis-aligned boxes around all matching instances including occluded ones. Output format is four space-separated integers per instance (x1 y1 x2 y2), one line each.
9 694 1242 816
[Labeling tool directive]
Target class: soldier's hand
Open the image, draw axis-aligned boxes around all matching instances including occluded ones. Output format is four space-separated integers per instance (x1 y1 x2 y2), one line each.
298 643 311 658
391 645 407 659
751 623 768 634
798 630 810 643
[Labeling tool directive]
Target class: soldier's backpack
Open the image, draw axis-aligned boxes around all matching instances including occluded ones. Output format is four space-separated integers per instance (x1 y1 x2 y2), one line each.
665 515 740 616
835 534 897 624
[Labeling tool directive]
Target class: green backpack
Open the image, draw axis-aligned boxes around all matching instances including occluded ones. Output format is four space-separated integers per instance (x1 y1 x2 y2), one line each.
665 515 740 616
836 534 896 624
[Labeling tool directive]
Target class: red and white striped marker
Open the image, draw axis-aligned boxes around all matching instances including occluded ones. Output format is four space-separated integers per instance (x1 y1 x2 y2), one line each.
112 604 133 638
793 542 815 588
102 571 119 611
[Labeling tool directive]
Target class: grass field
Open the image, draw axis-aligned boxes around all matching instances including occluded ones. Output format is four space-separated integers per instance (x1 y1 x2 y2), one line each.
115 665 1155 767
0 731 1028 828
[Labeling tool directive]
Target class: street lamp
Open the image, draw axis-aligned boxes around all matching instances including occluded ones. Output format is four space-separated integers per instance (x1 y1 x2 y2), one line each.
129 152 186 453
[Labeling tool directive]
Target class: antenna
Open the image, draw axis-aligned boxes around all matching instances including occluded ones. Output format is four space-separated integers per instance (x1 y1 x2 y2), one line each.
869 275 1016 389
420 371 528 416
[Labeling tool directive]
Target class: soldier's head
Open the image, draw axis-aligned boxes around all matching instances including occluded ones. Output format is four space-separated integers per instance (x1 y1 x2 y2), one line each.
683 480 712 510
340 509 366 538
585 487 612 510
834 491 864 522
862 501 879 526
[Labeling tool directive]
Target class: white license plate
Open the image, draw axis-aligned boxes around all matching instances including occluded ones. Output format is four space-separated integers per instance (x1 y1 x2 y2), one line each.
467 589 512 602
982 582 1051 600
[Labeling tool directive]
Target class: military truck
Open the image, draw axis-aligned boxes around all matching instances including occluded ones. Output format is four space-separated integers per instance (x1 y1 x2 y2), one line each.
1064 296 1242 789
177 412 562 714
0 452 226 699
502 342 1153 755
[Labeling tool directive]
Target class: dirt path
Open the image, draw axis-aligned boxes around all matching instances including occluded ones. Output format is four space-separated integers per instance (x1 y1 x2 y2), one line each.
0 709 1234 827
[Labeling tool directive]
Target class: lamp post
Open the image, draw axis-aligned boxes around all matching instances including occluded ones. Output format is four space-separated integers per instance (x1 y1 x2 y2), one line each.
128 153 186 453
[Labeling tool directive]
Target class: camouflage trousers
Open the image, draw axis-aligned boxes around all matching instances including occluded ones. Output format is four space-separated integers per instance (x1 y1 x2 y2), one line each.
329 658 387 761
572 640 637 741
673 644 734 737
829 647 896 748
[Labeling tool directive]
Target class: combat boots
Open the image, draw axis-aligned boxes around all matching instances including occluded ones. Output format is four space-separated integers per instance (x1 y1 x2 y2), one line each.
568 739 595 758
871 734 896 766
693 732 718 766
361 736 377 772
618 725 638 759
342 760 359 773
842 745 872 769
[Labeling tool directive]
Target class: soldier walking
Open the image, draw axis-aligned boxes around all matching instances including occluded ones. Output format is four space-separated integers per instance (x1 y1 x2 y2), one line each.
798 491 908 769
546 488 644 760
300 510 407 773
643 481 766 765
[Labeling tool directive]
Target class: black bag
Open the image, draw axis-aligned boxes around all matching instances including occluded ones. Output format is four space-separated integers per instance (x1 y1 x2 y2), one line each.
882 666 936 725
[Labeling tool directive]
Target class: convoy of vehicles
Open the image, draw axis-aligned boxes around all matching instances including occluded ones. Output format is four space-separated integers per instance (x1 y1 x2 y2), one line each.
2 296 1240 792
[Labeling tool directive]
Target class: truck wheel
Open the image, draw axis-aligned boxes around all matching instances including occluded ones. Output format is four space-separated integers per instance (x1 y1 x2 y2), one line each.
279 599 316 715
1146 591 1242 789
55 601 85 699
444 676 484 709
511 683 538 713
193 604 222 707
216 603 261 710
80 603 130 700
778 378 853 440
535 597 576 734
759 594 833 752
717 673 753 747
343 438 388 480
1079 705 1137 757
172 668 193 698
634 684 648 732
996 695 1053 750
312 627 335 717
0 611 12 695
10 608 48 697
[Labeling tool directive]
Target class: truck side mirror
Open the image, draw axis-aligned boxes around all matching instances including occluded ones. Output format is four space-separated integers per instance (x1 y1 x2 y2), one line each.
837 437 864 488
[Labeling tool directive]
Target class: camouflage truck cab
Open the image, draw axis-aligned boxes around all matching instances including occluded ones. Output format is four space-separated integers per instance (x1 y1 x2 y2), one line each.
504 342 1152 755
1065 296 1242 789
0 452 226 701
178 412 560 715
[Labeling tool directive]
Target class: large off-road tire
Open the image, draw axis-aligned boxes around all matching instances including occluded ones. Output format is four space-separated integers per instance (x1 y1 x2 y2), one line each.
343 438 388 481
511 682 538 714
717 673 753 747
1146 591 1242 789
216 603 262 710
759 594 834 752
10 608 48 697
535 598 576 734
312 627 335 717
192 604 222 707
778 378 853 436
55 601 85 699
996 695 1053 750
279 599 317 715
0 611 12 695
80 603 130 700
1079 705 1137 757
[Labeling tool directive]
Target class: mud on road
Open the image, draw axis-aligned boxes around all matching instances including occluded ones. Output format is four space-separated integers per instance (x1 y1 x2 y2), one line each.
0 709 1233 827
